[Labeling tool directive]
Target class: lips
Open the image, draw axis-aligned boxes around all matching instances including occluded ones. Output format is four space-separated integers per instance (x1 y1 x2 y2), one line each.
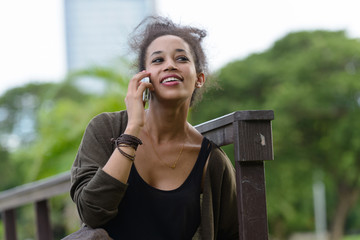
160 75 183 84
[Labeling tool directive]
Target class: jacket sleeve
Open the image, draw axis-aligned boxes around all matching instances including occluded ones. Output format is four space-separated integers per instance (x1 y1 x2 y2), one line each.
202 144 239 240
217 149 239 239
70 112 128 228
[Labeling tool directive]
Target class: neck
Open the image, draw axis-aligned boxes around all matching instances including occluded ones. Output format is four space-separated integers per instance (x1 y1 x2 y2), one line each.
145 100 190 143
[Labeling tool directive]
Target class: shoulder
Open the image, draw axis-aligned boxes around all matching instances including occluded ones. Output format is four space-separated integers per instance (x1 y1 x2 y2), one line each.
208 142 233 170
89 110 128 126
206 141 236 180
87 110 128 132
81 110 128 145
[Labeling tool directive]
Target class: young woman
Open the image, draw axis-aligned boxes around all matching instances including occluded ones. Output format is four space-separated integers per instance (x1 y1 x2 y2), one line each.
70 16 238 239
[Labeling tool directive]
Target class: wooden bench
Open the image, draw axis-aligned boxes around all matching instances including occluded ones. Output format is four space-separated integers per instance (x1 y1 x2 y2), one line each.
0 110 274 240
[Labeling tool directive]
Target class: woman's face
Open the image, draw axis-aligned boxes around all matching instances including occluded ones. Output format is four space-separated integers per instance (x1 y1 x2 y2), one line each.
144 35 204 104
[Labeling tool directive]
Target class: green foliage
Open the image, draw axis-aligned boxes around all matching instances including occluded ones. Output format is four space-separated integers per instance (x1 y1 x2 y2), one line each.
50 194 81 238
0 83 54 134
0 82 89 146
192 30 360 237
16 204 36 239
0 221 3 238
343 235 360 240
0 63 129 238
0 146 17 189
4 65 129 182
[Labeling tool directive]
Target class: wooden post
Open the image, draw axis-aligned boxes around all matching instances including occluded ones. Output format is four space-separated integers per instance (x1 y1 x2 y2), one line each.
233 113 274 239
3 209 17 240
35 200 52 240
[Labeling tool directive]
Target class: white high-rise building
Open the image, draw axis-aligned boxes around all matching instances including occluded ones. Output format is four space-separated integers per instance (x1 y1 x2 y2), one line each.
64 0 156 71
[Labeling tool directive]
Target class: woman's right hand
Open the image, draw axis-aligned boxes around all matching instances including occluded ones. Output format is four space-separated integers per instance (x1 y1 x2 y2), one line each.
124 70 153 136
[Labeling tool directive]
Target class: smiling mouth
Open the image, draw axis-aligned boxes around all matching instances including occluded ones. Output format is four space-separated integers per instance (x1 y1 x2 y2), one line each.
161 77 182 84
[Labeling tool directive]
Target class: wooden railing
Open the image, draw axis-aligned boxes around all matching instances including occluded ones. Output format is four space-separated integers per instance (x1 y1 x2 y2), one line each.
0 110 274 240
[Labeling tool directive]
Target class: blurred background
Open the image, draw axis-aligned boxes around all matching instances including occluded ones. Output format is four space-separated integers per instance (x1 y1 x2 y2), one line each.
0 0 359 239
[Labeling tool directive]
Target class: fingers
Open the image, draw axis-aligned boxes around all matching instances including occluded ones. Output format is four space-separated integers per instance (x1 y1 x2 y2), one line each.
128 70 150 90
125 70 154 106
125 71 152 129
137 80 154 95
129 71 154 93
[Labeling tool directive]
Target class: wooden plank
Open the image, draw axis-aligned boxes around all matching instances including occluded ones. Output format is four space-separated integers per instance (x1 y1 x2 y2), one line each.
233 110 274 121
199 123 234 146
195 112 237 134
3 209 17 240
0 172 70 211
195 110 274 134
233 116 273 239
35 200 53 240
236 162 269 240
235 120 274 162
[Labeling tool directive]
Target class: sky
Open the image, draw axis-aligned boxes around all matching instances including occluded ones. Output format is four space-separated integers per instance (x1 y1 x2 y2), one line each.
0 0 359 95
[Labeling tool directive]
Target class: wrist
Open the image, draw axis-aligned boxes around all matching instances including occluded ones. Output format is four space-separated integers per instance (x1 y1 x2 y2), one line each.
124 125 142 137
111 134 143 162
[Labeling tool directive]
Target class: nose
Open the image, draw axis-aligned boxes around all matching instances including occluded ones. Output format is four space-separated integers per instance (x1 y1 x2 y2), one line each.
164 60 177 71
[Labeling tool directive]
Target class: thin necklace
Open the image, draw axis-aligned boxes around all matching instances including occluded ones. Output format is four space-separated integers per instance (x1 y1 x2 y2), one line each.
145 125 185 169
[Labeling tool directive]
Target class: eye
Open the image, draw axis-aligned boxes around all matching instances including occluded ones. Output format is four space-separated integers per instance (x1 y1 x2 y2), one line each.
176 56 190 62
151 57 164 64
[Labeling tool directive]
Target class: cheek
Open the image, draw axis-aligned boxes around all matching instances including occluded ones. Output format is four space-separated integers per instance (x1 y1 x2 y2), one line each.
146 66 156 75
146 68 158 83
188 68 198 81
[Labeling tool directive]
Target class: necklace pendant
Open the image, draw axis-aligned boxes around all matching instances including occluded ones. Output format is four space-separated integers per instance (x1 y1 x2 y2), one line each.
144 125 184 171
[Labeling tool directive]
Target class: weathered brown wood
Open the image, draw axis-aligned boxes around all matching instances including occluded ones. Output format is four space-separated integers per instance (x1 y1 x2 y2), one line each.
35 200 53 240
235 120 274 162
195 110 274 147
233 110 274 121
236 161 269 240
3 209 17 240
233 114 274 240
196 111 274 135
199 123 234 146
0 172 70 211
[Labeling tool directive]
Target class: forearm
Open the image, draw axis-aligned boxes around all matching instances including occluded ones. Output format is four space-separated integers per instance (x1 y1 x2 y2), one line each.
102 68 150 183
102 127 141 183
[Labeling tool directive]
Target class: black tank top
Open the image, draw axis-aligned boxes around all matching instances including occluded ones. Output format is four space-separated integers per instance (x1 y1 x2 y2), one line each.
102 137 211 240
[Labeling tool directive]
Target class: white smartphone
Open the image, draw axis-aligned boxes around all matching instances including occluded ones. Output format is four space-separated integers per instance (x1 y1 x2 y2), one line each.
141 77 150 102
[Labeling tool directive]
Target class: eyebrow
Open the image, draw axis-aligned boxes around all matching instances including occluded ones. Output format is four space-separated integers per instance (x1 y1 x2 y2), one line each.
150 49 186 57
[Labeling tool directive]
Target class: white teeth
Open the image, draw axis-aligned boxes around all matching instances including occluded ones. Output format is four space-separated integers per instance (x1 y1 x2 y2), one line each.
162 77 180 83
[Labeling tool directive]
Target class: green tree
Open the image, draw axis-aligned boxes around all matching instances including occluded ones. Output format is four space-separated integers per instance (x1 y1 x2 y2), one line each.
0 62 130 238
192 30 360 239
29 63 130 180
0 82 90 146
0 82 92 239
0 82 91 187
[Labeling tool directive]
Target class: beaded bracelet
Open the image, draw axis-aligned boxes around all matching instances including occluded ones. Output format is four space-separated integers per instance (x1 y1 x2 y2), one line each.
110 134 143 161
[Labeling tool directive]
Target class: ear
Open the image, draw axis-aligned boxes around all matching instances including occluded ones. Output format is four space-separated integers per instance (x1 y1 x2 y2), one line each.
195 73 206 88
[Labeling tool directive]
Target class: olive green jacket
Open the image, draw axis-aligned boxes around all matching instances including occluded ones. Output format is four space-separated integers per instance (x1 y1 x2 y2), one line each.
70 111 238 239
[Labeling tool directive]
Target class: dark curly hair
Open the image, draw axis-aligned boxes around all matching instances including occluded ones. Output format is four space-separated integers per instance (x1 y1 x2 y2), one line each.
128 16 209 105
